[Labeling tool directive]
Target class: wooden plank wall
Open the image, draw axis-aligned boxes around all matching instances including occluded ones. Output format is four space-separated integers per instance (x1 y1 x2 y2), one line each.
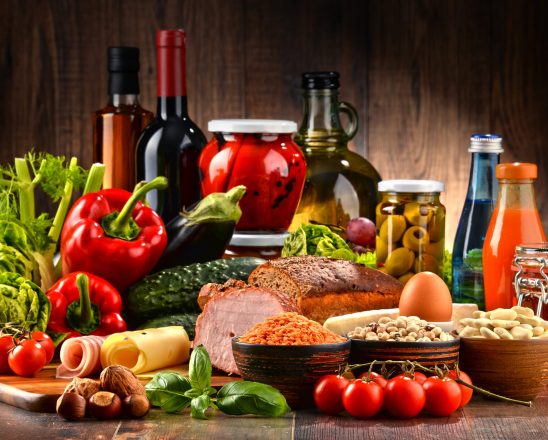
0 0 547 242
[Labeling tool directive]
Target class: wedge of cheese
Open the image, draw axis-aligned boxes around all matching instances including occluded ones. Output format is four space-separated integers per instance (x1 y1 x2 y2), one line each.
101 326 190 374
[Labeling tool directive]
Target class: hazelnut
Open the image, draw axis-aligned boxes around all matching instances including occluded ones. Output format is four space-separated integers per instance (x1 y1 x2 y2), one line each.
56 392 86 421
88 391 122 419
122 394 151 418
64 378 101 400
100 365 145 397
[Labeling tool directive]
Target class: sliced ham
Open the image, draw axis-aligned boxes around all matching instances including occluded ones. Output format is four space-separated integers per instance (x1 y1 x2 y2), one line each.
56 335 106 379
193 281 299 375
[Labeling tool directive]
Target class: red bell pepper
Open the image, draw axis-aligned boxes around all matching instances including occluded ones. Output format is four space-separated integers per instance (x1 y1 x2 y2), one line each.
60 177 168 292
46 272 126 338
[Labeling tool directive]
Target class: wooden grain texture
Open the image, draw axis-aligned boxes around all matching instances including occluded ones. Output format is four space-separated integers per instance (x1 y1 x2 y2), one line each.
0 393 545 439
0 0 547 242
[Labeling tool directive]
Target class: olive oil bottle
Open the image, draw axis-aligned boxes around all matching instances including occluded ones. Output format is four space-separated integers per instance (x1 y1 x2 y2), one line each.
290 72 381 230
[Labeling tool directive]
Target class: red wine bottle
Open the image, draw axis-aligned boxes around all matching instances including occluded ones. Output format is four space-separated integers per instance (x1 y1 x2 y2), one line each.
136 29 206 223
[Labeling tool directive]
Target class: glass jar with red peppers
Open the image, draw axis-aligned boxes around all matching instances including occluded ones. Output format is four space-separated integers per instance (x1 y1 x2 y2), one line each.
199 120 306 232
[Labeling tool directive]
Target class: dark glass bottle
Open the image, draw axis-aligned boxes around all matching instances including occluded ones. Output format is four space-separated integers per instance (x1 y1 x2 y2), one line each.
291 72 381 229
93 47 153 190
452 134 502 308
136 30 206 223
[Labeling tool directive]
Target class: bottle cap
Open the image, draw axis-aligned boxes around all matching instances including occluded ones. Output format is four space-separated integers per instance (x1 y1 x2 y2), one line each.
157 29 186 47
378 179 445 193
208 119 297 134
469 134 503 153
108 47 140 72
496 163 537 180
302 72 340 89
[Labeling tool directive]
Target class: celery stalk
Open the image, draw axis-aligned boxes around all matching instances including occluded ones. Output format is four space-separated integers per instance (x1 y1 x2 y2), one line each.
48 157 78 244
14 157 35 222
83 163 105 194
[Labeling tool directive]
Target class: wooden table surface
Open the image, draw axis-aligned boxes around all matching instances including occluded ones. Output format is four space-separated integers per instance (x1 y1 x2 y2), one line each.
1 391 546 440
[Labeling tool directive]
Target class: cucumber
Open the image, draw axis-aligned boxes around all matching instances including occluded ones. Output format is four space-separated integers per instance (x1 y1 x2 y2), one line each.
136 313 198 340
125 257 265 325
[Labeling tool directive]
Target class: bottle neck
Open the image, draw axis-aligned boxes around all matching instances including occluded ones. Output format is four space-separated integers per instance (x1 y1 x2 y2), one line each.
108 72 139 96
497 179 538 211
157 44 187 98
156 96 188 119
109 94 140 106
465 152 500 200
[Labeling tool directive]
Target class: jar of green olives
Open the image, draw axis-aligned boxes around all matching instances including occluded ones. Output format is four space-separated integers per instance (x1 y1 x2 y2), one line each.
376 180 445 283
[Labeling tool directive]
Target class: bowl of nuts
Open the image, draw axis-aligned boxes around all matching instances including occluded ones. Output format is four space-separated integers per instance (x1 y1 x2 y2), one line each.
348 315 460 371
457 306 548 400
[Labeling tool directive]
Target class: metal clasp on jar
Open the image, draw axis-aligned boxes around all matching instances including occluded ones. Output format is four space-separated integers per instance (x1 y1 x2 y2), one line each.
513 256 548 317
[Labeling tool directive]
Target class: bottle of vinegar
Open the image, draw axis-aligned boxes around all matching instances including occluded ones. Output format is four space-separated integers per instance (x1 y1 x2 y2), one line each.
93 47 153 190
136 30 206 223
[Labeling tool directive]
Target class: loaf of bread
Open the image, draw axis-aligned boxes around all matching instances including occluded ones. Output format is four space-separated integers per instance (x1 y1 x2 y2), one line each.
248 256 403 323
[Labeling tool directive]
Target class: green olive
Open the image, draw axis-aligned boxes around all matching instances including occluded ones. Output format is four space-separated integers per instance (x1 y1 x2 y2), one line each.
376 236 388 263
414 253 442 276
384 247 415 277
376 203 388 229
425 240 444 261
379 215 407 243
403 202 433 227
402 226 430 252
427 208 446 242
398 272 415 284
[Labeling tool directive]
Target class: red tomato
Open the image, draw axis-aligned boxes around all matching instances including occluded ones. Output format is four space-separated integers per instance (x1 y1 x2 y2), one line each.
313 375 349 415
384 376 426 418
394 371 428 384
342 380 384 419
0 335 15 374
358 371 388 388
31 332 55 365
422 377 462 416
448 370 474 408
8 339 47 377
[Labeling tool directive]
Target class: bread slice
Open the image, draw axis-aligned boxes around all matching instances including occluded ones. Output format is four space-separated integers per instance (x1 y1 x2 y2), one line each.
248 256 403 323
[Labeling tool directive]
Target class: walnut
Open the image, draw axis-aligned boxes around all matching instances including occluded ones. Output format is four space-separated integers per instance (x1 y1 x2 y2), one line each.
100 365 145 397
63 378 101 400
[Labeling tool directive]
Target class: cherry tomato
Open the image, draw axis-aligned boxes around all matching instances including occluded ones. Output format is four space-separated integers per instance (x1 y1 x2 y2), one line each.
394 371 428 384
313 375 349 415
0 335 15 374
342 380 384 419
8 339 47 377
422 377 462 416
358 371 388 388
448 370 474 408
31 332 55 364
384 376 426 418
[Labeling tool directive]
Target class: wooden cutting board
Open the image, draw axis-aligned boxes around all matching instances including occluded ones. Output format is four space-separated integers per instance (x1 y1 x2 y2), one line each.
0 363 237 413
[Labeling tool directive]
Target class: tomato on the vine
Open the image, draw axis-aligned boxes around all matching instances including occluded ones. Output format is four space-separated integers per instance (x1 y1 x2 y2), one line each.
384 376 426 418
448 370 474 408
394 371 428 385
8 339 47 377
422 376 462 416
358 371 388 388
342 380 384 419
0 335 15 374
31 331 55 364
313 375 349 415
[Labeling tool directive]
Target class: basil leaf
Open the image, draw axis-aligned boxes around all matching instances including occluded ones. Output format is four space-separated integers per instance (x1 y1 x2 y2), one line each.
189 345 212 393
216 381 291 417
145 371 192 413
184 388 202 399
191 394 211 420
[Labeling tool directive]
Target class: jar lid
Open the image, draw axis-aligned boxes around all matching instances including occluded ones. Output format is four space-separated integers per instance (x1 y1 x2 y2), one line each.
496 162 537 180
515 243 548 254
229 232 289 247
208 119 297 134
378 179 445 193
469 134 503 153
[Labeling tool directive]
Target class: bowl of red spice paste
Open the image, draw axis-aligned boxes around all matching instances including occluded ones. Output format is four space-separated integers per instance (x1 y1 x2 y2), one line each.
232 312 350 409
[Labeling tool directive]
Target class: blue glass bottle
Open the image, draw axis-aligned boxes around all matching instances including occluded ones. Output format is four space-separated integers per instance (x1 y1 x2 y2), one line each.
452 134 502 308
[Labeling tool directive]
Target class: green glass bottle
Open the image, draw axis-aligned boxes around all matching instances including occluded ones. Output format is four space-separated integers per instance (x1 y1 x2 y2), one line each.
291 72 381 230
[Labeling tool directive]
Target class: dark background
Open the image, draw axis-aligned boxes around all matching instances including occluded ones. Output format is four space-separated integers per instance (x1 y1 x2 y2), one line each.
1 0 547 241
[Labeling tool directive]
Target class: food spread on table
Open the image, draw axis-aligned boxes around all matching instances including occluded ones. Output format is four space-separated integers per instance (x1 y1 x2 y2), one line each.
0 27 547 426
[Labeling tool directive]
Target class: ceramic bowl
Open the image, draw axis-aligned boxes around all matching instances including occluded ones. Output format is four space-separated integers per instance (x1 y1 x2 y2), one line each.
232 338 351 409
459 337 548 401
349 337 460 374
